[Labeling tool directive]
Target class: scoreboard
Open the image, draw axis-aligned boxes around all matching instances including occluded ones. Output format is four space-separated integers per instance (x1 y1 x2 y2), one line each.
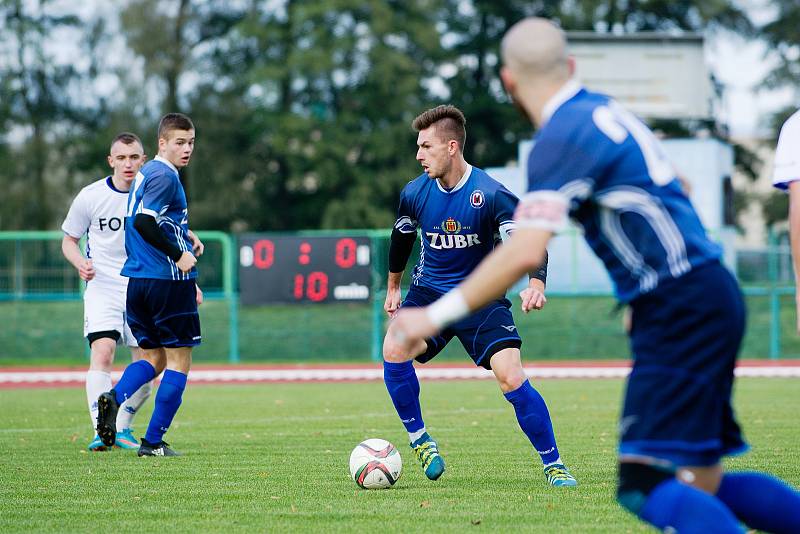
238 234 372 305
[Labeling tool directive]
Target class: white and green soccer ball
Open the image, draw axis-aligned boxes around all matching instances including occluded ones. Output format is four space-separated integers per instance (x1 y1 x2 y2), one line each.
349 438 402 489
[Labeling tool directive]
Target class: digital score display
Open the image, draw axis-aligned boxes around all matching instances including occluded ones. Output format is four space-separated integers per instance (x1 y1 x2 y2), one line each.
238 235 372 305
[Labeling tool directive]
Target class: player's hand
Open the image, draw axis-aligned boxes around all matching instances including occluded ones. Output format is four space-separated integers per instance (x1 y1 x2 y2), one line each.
520 279 546 312
176 251 197 273
188 230 204 257
79 259 95 281
390 307 439 353
384 286 403 317
195 284 204 306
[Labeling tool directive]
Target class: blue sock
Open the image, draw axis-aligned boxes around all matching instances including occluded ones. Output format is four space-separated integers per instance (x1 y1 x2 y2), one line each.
144 369 187 444
639 479 744 533
504 380 560 465
716 471 800 533
383 360 424 435
114 360 156 405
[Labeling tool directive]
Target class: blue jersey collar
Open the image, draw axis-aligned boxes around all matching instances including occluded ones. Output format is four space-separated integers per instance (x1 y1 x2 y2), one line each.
541 79 583 127
154 155 179 174
436 163 473 194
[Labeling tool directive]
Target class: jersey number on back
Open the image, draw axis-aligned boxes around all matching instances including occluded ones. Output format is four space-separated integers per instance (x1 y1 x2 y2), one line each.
592 102 675 186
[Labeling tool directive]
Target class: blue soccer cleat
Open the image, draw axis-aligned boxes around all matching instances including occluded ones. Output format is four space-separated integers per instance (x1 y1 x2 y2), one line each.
544 463 578 487
115 428 140 450
87 434 109 452
410 432 445 480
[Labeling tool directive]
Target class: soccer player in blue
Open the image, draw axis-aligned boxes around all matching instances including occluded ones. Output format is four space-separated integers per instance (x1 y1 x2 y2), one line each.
96 113 201 457
382 104 577 487
390 19 800 532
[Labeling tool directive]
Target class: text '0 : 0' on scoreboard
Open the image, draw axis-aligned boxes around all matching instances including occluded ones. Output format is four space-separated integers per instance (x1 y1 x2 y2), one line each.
238 235 372 305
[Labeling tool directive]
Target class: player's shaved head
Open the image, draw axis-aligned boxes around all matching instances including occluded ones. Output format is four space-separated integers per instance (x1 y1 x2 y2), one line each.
501 18 570 82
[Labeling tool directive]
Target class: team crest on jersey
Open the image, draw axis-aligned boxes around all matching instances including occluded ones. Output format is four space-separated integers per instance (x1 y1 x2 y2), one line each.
441 217 462 234
470 190 485 208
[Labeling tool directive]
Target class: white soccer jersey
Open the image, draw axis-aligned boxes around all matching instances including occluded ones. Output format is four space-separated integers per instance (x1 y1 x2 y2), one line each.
62 176 130 290
773 109 800 190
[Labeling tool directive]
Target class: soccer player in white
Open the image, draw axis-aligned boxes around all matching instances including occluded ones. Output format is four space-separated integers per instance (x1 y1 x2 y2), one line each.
61 133 153 451
772 110 800 333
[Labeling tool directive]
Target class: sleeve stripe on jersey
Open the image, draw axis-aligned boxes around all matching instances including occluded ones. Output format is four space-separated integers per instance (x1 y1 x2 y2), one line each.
140 207 159 218
394 215 418 233
514 191 569 233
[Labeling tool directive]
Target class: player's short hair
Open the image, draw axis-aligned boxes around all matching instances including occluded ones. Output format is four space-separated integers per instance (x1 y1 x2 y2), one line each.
110 132 143 152
412 105 467 151
158 113 195 141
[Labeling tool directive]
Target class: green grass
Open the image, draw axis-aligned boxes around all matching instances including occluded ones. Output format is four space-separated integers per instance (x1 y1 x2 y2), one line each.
1 292 798 364
2 378 799 532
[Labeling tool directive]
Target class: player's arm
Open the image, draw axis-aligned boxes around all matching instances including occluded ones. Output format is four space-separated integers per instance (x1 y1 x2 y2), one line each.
386 227 416 317
520 249 548 313
496 188 548 312
187 229 204 257
385 189 418 317
61 234 95 281
133 213 196 273
789 181 800 333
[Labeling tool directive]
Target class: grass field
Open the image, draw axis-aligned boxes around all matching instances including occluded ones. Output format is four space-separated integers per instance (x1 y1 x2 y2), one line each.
2 378 799 532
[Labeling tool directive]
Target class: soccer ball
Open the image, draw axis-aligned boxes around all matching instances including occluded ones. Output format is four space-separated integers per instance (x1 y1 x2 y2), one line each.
349 438 402 489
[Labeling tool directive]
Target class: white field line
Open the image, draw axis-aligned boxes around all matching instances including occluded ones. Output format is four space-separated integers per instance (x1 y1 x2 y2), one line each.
0 365 799 385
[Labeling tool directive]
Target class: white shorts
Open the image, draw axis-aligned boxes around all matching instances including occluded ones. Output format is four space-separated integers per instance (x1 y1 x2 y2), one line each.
83 283 138 348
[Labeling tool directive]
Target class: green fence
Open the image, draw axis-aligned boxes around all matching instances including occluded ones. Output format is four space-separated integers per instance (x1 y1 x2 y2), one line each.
0 230 796 365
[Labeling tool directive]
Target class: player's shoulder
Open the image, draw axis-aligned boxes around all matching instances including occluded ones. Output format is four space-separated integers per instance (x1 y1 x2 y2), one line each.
401 173 431 198
546 88 610 134
74 176 114 200
778 109 800 139
140 159 176 180
468 167 517 198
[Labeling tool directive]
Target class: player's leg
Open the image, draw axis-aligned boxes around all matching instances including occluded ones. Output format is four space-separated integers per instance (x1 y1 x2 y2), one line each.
139 346 191 457
114 345 153 449
489 348 577 487
86 334 118 451
616 262 763 531
96 278 164 447
383 285 447 480
137 278 200 457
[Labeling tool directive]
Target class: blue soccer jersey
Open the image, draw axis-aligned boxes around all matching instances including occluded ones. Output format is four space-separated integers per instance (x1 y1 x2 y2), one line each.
395 164 518 292
516 81 720 303
122 156 196 280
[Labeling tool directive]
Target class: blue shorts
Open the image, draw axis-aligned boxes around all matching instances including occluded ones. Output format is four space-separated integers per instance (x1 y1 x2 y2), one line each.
620 261 748 467
126 278 201 350
401 284 521 370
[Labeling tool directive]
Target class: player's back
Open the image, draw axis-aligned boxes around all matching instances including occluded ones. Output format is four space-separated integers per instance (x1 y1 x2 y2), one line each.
525 83 720 302
122 157 195 280
398 166 517 292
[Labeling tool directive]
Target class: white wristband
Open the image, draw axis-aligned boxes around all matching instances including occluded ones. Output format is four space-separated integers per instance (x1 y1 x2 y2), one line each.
426 289 470 329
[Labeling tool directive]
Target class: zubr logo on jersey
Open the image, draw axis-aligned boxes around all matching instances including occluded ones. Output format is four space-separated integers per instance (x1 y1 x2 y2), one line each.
426 217 481 250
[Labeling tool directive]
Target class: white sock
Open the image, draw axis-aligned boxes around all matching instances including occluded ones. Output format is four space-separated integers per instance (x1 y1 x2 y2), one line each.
116 381 153 432
86 370 112 431
408 427 427 444
543 456 563 468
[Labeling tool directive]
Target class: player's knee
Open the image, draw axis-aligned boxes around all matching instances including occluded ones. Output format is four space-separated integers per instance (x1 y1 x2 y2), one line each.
382 329 419 363
616 462 674 517
89 343 115 369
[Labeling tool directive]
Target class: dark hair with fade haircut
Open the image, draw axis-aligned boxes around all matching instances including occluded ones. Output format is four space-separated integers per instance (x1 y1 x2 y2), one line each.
412 105 467 152
110 132 143 152
157 112 195 141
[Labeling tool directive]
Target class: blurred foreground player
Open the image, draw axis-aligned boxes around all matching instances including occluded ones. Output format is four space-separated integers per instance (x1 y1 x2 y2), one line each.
390 18 800 533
